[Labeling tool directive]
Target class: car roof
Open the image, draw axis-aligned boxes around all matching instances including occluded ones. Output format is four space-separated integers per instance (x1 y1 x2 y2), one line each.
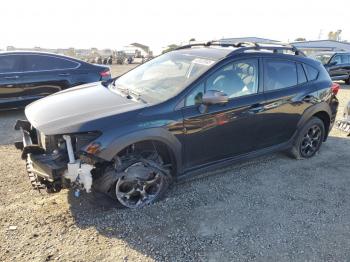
172 46 320 66
0 50 85 63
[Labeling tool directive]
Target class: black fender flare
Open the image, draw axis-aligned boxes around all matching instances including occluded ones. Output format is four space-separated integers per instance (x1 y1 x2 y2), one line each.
97 127 183 173
296 102 332 139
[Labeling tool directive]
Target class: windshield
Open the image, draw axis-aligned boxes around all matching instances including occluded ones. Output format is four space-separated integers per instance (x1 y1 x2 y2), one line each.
312 53 333 65
112 52 217 103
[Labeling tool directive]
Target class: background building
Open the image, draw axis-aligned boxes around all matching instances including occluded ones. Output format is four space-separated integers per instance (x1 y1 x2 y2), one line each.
291 40 350 54
219 37 280 44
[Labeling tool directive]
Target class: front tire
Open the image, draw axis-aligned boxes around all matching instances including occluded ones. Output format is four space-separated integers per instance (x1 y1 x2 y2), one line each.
95 149 173 209
115 160 170 208
289 117 325 159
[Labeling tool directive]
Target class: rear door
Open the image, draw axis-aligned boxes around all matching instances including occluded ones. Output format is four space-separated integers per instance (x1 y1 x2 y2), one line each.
256 59 316 149
21 54 79 99
0 54 26 107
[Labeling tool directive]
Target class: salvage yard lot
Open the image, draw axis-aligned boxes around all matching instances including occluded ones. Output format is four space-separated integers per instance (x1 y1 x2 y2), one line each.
1 64 350 261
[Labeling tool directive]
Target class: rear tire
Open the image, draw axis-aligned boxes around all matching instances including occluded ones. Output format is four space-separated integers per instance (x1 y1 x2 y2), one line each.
289 117 325 159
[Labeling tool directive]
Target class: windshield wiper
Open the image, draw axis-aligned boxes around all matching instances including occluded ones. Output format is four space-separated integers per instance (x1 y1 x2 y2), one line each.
116 86 147 103
129 89 148 103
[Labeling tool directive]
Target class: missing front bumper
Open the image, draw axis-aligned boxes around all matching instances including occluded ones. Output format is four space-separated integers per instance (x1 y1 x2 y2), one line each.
14 120 68 190
14 120 95 193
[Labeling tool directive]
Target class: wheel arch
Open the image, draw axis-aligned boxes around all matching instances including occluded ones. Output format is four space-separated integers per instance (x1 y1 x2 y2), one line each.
297 102 332 141
312 111 330 140
97 128 183 174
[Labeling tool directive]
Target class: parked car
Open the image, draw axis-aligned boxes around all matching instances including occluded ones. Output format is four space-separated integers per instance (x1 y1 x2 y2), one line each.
15 42 339 209
0 51 111 109
311 51 350 84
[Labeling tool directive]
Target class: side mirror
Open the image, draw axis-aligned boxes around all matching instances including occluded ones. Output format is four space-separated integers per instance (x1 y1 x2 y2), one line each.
202 90 229 105
328 61 337 66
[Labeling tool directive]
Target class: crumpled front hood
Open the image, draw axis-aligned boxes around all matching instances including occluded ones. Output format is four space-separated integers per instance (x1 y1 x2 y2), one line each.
25 82 146 135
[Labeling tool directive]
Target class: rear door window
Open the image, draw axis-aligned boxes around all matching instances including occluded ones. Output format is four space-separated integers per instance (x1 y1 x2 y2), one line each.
297 63 307 84
0 55 22 73
264 60 297 91
23 55 79 72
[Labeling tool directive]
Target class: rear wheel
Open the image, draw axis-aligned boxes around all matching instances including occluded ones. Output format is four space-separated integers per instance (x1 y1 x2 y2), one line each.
289 117 325 159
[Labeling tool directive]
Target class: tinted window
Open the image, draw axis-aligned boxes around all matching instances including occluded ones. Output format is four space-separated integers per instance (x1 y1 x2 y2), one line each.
340 54 350 64
297 63 307 84
331 55 342 65
303 64 319 81
206 59 259 99
186 82 205 106
24 55 79 71
0 55 21 73
264 60 297 91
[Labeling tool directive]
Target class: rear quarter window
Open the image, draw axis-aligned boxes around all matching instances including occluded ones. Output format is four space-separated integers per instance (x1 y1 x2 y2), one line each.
303 64 319 81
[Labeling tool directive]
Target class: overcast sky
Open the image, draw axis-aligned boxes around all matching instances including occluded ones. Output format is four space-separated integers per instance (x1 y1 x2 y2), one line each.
1 0 349 54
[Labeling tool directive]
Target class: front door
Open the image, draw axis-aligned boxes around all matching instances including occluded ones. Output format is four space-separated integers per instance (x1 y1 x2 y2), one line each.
181 58 264 169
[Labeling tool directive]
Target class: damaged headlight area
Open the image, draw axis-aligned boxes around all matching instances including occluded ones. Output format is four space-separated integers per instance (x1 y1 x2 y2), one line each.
14 120 102 194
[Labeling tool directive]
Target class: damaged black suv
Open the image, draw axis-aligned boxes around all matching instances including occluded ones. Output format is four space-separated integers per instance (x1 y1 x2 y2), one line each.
15 42 339 208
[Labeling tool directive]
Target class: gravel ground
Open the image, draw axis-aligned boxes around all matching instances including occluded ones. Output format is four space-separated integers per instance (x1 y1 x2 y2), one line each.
0 66 350 261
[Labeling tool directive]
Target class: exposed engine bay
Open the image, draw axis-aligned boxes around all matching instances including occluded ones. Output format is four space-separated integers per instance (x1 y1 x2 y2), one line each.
15 120 98 193
14 119 171 208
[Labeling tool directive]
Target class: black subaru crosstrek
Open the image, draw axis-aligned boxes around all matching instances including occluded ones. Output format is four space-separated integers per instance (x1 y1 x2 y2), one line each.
0 51 111 110
15 42 339 209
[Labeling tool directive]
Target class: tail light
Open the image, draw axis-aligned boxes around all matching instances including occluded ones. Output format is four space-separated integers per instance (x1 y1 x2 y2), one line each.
331 82 340 95
99 69 111 78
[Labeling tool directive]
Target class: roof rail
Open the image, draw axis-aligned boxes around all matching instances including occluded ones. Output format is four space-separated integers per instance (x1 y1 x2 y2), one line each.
175 41 257 50
175 40 306 57
226 42 306 57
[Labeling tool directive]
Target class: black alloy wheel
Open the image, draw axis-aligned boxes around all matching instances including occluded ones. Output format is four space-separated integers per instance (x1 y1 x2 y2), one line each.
300 124 322 158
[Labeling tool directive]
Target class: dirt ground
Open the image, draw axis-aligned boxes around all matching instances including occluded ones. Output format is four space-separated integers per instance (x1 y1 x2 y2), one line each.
1 65 350 261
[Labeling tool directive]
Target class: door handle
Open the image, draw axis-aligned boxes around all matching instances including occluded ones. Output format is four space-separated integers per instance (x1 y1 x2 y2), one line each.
3 75 19 79
58 73 70 76
303 95 313 103
248 104 264 114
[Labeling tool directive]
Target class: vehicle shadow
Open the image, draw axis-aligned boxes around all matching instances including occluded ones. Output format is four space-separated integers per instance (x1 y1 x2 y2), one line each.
67 134 350 261
0 109 25 145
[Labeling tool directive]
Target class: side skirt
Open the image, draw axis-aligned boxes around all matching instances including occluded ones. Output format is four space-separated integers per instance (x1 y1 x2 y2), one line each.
176 140 292 182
